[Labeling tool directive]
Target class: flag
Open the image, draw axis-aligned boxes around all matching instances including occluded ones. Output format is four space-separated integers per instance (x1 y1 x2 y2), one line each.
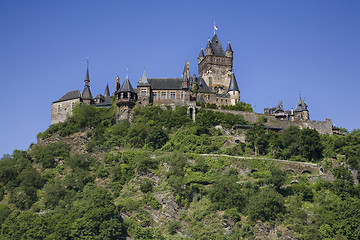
214 23 218 31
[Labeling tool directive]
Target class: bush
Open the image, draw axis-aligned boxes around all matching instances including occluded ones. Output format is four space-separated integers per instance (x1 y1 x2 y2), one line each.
140 179 153 193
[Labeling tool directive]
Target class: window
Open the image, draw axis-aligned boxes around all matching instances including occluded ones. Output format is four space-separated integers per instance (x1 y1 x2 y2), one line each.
141 89 146 96
170 92 176 99
72 102 75 109
153 92 157 100
181 92 184 100
225 99 227 103
207 95 210 100
221 99 223 103
216 98 218 102
58 105 61 112
161 92 166 99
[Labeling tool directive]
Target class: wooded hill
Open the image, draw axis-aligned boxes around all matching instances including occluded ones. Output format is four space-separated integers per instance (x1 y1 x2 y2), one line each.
0 103 359 239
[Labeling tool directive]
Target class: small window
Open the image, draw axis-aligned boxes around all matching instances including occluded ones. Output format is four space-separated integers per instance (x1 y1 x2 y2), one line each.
216 98 218 102
181 92 184 100
153 92 158 100
72 102 75 109
207 95 210 100
170 92 176 99
141 89 146 96
161 92 166 99
225 99 227 103
58 105 61 112
221 99 223 103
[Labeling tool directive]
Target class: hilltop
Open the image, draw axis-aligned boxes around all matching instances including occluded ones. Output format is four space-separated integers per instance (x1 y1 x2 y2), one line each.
0 103 360 239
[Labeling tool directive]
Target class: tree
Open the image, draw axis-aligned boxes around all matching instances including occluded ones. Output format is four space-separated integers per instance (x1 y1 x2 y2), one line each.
300 128 323 162
246 187 285 222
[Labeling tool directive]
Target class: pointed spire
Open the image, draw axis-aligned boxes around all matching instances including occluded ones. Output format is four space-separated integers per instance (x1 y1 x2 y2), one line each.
199 47 205 58
210 34 225 57
85 58 90 86
226 40 233 52
295 95 308 112
104 83 110 97
228 71 239 92
138 70 150 87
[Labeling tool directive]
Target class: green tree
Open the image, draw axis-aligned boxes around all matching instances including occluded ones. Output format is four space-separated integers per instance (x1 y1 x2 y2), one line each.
246 187 285 222
300 128 323 162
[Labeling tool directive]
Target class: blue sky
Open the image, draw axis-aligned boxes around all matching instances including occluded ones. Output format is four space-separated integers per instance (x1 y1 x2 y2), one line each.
0 0 359 156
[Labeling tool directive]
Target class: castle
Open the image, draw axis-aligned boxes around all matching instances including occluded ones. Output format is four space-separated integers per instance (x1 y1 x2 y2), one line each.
51 33 336 135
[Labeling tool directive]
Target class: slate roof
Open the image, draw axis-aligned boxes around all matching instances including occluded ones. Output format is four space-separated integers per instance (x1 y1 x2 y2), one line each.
295 97 308 112
104 83 110 97
197 95 206 103
119 77 135 93
53 90 81 103
148 78 182 90
94 94 104 100
82 86 93 100
197 77 212 93
199 48 205 58
228 72 239 92
85 67 90 81
138 71 151 87
210 34 225 57
226 41 233 52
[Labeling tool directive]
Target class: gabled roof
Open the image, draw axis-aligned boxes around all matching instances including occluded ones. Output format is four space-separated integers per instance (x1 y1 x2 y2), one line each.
210 34 225 57
53 90 81 103
148 78 182 90
197 77 212 93
82 86 93 100
138 71 150 87
94 94 104 100
228 72 239 92
119 77 135 93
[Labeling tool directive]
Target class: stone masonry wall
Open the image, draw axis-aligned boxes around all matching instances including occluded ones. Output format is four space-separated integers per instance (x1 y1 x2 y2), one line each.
51 99 80 125
204 108 333 135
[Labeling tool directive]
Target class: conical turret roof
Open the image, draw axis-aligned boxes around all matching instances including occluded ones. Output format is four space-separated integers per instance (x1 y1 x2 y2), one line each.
228 71 239 92
119 76 135 93
226 41 233 52
199 48 205 58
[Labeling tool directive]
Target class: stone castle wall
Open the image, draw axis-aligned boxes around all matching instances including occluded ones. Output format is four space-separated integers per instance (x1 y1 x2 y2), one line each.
203 108 333 135
51 99 80 125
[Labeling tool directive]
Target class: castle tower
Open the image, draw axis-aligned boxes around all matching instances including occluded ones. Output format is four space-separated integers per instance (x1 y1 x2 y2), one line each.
82 63 94 104
198 34 233 94
294 96 309 121
116 72 137 108
137 71 151 106
181 61 190 90
114 75 120 96
227 71 240 105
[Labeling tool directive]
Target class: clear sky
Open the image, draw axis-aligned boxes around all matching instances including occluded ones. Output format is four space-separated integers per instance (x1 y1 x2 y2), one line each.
0 0 359 156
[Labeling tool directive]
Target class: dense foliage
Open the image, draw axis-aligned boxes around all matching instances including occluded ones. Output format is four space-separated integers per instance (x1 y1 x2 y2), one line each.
1 104 360 239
